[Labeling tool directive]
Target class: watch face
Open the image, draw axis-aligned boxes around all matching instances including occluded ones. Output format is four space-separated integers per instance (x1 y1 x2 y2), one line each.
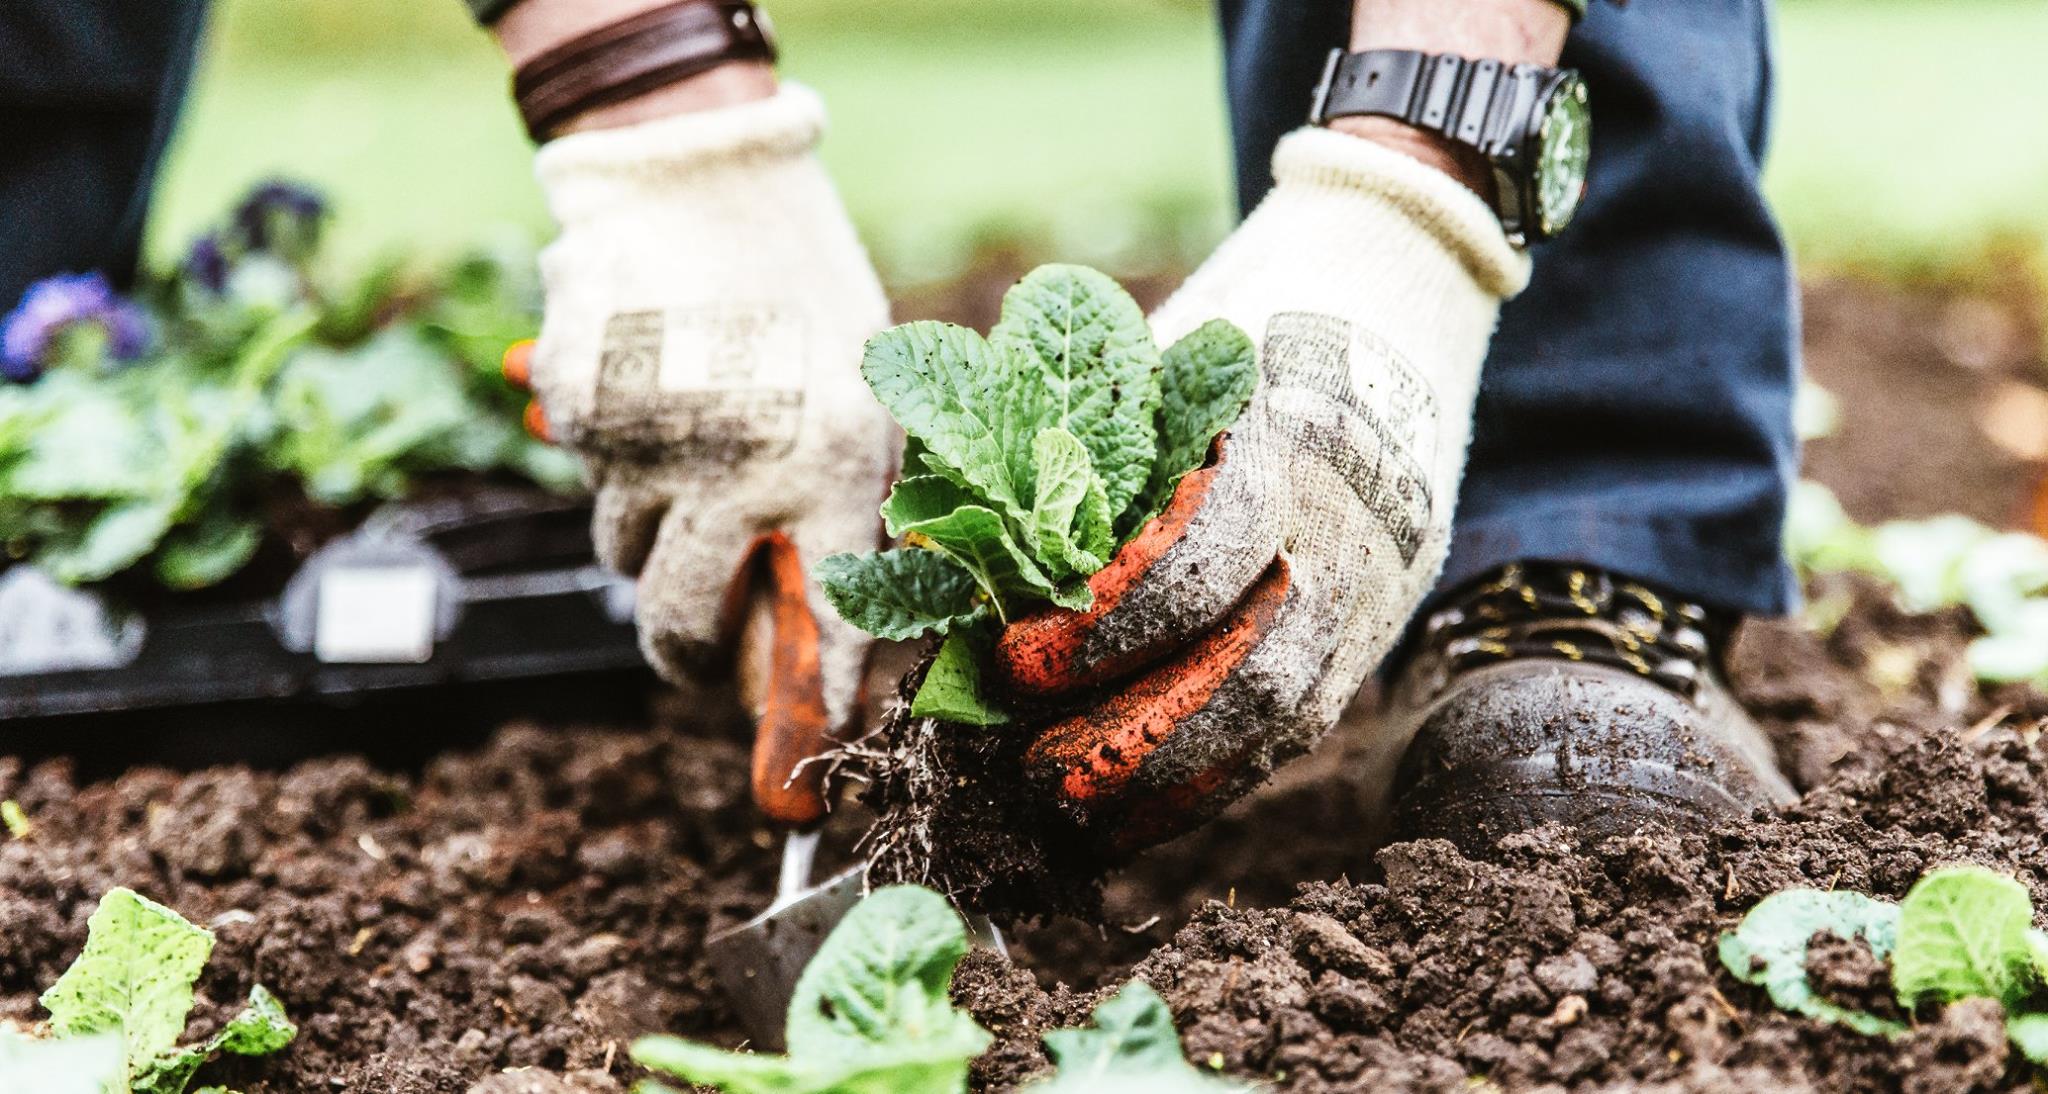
1534 75 1591 239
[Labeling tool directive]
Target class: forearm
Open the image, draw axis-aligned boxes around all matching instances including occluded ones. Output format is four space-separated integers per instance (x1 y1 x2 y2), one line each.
488 0 775 134
1338 0 1571 198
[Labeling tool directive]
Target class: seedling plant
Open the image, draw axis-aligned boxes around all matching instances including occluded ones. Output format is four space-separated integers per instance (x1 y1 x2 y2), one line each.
1723 865 2048 1062
633 884 1246 1094
0 182 577 592
0 887 297 1093
819 263 1257 722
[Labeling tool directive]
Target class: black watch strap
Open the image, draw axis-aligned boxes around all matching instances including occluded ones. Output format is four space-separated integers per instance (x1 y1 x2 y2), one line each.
1310 49 1535 158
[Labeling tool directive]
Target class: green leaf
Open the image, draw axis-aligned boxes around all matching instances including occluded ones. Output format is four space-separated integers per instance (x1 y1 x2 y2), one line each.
0 1030 125 1094
2009 1013 2048 1066
911 630 1010 726
137 983 297 1094
784 886 990 1062
632 886 991 1094
41 888 215 1085
214 985 297 1056
1030 981 1245 1093
1025 428 1113 581
988 264 1161 522
1894 866 2040 1009
818 550 984 642
892 503 1084 621
1124 320 1259 535
36 499 180 585
861 321 1039 527
155 513 265 591
881 476 981 539
1717 888 1907 1038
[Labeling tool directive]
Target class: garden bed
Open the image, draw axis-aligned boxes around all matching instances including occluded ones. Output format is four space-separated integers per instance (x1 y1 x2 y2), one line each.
0 275 2044 1092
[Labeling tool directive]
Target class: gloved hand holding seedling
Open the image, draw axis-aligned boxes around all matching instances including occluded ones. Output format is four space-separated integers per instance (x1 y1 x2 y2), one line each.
818 263 1260 726
830 124 1527 888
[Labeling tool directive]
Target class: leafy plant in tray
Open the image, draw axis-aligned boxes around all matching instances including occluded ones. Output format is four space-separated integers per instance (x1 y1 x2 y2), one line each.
818 263 1258 724
0 181 578 593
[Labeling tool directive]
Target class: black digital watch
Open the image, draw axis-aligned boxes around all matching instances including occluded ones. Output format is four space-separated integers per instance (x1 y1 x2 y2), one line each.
1310 49 1591 246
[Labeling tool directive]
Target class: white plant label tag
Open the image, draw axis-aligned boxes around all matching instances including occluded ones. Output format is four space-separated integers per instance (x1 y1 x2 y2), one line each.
314 566 438 664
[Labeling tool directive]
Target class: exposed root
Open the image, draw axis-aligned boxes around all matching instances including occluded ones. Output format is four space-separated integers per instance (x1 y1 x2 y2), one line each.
842 648 1107 923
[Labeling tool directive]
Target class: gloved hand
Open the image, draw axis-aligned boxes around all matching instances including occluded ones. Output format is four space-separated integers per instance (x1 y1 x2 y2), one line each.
521 85 895 821
995 129 1530 854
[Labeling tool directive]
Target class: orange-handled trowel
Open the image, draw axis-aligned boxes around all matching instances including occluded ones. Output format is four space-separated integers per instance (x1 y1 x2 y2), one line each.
704 531 867 1049
705 532 1006 1050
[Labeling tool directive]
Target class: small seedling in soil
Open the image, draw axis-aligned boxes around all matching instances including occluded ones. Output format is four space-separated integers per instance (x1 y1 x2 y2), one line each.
635 884 1240 1094
1722 865 2048 1064
819 264 1257 917
22 887 297 1094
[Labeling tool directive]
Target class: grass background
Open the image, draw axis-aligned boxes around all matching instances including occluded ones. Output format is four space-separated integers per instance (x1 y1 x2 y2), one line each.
145 0 2048 283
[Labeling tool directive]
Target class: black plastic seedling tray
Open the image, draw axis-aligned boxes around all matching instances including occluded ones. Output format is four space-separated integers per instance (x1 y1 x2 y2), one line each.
0 491 646 723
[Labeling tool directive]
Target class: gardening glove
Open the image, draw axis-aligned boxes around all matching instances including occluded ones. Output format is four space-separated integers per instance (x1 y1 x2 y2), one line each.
996 129 1530 854
522 85 895 823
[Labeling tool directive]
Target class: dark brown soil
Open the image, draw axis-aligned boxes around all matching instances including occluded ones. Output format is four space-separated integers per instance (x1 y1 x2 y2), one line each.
0 707 862 1093
0 277 2043 1092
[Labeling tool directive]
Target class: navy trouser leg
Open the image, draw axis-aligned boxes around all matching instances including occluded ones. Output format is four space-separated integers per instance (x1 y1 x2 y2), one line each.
0 0 209 310
1220 0 1800 618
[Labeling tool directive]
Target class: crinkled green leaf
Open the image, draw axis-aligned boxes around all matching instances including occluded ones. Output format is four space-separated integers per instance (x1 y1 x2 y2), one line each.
911 630 1010 726
1894 866 2040 1009
1031 981 1245 1093
783 887 989 1059
0 1030 125 1094
881 476 980 539
41 888 215 1085
817 550 983 642
861 321 1039 527
1124 320 1258 536
892 503 1087 620
633 886 990 1094
988 264 1161 522
1717 888 1907 1038
1025 428 1113 581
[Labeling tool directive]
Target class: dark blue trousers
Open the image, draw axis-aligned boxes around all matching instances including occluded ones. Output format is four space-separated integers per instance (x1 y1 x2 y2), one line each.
1221 0 1800 618
0 0 209 310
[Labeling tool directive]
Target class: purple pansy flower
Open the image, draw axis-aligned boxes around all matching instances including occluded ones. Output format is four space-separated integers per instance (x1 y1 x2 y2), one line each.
183 234 232 294
1 273 151 382
232 180 328 258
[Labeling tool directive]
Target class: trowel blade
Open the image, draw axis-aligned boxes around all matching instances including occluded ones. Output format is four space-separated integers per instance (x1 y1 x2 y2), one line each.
705 868 1011 1051
706 866 866 1051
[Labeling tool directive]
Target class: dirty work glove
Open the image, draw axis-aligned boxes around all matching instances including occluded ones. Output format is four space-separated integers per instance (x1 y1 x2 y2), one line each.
525 85 894 785
996 129 1530 854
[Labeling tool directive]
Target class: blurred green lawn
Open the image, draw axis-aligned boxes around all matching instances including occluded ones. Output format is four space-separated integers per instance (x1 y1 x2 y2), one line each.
145 0 2048 283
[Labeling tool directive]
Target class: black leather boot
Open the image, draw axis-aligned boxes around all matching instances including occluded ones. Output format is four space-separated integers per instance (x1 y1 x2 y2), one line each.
1387 563 1795 853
